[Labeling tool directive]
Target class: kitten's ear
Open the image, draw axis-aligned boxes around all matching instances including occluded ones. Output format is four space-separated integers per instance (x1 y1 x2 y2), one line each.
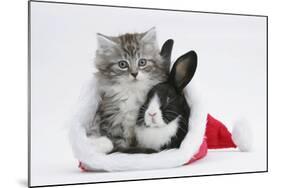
97 33 117 49
169 51 197 92
141 27 157 43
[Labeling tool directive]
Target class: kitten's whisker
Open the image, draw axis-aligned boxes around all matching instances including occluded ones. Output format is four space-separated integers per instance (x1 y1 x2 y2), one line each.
140 106 147 109
137 119 144 123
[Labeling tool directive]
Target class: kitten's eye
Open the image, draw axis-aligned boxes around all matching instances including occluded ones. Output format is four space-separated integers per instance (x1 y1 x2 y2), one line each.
138 58 147 67
118 60 129 69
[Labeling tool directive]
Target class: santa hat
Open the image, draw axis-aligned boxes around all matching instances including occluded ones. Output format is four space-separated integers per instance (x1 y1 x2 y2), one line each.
78 114 252 170
205 114 252 152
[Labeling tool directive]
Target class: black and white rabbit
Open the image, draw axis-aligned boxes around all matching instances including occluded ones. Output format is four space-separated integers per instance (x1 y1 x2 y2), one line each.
113 50 198 154
135 50 197 152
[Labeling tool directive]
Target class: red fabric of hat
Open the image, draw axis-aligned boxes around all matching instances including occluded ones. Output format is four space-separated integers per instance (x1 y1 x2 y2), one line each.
206 114 237 149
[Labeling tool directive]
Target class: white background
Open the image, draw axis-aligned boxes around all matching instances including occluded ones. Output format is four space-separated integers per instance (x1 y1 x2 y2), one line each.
29 1 267 186
0 0 279 188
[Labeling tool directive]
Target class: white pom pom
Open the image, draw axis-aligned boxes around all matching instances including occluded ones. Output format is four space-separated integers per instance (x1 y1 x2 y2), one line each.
231 119 253 152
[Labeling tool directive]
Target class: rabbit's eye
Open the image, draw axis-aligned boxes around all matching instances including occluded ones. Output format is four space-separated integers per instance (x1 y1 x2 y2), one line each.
166 97 177 105
166 97 170 103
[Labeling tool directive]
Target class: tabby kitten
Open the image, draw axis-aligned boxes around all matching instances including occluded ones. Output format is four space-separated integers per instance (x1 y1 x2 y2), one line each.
86 28 172 151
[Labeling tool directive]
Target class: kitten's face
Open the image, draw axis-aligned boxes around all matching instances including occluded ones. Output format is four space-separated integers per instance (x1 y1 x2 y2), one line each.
95 28 168 84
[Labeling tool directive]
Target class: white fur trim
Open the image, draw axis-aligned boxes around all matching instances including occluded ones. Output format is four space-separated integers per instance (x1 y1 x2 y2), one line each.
69 79 207 171
69 77 113 157
232 119 253 152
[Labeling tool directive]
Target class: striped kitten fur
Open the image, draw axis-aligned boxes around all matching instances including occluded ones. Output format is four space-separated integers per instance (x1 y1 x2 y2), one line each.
86 28 172 150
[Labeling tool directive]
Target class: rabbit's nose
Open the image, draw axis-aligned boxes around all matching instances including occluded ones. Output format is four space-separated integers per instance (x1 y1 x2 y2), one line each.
148 112 157 117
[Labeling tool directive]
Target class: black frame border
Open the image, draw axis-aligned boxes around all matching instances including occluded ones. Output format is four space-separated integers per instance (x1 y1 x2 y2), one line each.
28 0 268 187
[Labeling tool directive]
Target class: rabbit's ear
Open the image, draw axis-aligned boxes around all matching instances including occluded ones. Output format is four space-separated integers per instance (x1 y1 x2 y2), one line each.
169 50 197 92
160 39 174 74
160 39 174 61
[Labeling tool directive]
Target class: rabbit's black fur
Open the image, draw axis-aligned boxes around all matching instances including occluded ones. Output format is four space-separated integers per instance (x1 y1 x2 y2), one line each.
137 81 190 150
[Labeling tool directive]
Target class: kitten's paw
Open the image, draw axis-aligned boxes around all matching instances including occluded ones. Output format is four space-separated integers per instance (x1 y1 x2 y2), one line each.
91 136 114 153
114 139 129 149
78 161 89 172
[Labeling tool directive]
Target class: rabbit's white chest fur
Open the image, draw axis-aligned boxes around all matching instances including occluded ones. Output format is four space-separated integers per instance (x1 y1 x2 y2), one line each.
135 117 179 150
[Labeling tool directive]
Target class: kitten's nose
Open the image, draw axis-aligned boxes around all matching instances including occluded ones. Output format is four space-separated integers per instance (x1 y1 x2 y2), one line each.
148 112 157 117
131 72 138 78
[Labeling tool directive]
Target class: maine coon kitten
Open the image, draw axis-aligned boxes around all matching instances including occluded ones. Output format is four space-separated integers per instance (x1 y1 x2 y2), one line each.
86 28 171 151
